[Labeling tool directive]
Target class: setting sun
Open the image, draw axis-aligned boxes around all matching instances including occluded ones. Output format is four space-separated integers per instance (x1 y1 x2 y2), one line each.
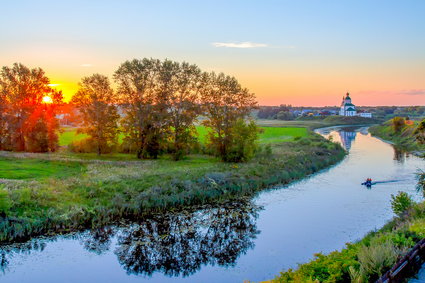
42 95 53 104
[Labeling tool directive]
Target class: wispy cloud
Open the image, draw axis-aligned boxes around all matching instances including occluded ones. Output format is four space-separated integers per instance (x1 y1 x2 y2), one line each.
212 42 268 48
80 63 92 67
359 89 425 96
398 89 425 96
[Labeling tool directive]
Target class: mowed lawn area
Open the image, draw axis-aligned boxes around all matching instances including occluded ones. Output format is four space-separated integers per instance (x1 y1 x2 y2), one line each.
59 125 308 146
0 158 83 180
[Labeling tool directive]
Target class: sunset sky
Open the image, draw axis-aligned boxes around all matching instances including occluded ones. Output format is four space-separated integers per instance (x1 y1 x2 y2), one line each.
1 0 424 106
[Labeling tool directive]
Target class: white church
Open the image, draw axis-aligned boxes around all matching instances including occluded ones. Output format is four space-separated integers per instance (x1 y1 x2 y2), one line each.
339 93 372 118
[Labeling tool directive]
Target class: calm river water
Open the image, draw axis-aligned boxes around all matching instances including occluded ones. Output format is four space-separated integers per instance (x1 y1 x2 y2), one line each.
1 126 424 283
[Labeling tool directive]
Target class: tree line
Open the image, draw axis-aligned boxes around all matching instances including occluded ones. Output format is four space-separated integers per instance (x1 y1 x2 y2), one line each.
0 59 259 162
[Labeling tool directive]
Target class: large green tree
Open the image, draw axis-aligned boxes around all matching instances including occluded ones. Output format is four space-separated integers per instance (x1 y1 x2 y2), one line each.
159 60 203 160
114 58 168 159
72 74 120 155
0 63 63 152
201 72 258 162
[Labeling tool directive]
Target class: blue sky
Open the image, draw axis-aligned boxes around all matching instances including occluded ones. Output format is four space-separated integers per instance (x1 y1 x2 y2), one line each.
1 0 424 105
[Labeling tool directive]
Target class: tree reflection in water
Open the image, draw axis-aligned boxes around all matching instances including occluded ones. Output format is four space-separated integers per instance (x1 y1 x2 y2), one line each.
0 239 47 274
393 146 410 164
81 226 115 255
0 199 262 278
114 199 262 277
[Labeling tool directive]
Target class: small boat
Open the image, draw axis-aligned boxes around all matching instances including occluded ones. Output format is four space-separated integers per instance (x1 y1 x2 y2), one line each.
361 178 374 187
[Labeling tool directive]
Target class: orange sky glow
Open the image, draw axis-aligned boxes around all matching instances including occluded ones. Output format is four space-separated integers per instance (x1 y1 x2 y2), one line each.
1 1 424 107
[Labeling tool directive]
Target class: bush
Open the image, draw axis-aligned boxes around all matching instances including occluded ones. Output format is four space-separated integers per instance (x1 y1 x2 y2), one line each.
408 218 425 238
391 191 413 216
222 119 260 163
68 137 115 154
391 117 406 133
355 239 399 280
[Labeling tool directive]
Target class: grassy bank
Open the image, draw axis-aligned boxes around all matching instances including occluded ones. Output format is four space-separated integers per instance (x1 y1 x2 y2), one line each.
369 120 425 155
0 128 344 243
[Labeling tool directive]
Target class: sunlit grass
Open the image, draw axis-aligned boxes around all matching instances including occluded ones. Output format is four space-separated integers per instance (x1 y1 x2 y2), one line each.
59 125 308 147
59 128 87 146
0 158 84 180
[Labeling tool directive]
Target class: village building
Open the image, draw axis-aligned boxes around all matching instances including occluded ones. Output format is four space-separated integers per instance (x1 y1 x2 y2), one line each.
339 93 372 118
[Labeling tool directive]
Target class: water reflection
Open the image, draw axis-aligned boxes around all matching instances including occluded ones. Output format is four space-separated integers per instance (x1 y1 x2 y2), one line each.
338 128 357 150
393 147 410 164
81 226 115 255
317 126 363 150
114 199 262 277
0 240 48 274
0 199 262 279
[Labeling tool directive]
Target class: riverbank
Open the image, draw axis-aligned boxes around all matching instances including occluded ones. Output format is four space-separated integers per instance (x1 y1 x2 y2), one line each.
369 122 425 157
272 120 425 282
0 128 345 243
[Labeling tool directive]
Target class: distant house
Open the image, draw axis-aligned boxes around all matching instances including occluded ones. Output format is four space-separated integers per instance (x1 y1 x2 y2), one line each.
339 93 372 118
301 109 313 116
357 111 372 118
319 110 331 116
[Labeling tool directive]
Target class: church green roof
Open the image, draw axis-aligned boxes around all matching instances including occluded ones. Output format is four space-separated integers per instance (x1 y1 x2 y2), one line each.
344 103 355 106
346 107 356 111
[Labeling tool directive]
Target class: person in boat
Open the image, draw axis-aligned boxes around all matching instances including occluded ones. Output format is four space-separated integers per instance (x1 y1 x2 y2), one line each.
363 178 373 186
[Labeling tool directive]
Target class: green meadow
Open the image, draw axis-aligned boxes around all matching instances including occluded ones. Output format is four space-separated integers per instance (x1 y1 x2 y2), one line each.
0 158 83 180
59 125 308 147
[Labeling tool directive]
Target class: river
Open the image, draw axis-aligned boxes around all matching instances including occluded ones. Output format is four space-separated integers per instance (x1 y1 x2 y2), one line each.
0 126 424 283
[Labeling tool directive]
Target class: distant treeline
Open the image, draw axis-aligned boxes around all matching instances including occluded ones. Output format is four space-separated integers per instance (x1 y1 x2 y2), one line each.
0 60 258 162
257 105 425 121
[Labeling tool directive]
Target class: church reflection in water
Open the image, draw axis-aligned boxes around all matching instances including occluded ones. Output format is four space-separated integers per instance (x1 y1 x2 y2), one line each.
338 128 357 150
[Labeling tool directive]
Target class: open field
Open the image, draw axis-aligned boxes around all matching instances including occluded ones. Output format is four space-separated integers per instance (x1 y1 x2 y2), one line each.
256 116 379 129
59 125 309 147
58 115 377 148
0 158 83 180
